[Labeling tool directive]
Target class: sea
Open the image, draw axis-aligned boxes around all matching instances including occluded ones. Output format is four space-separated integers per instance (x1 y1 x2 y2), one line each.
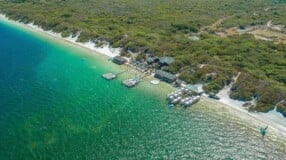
0 20 286 160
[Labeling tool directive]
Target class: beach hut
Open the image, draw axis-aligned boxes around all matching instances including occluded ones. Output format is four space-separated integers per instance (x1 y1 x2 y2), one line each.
146 55 159 64
185 84 204 95
154 70 176 83
113 56 127 65
146 54 159 64
159 57 174 66
175 79 186 87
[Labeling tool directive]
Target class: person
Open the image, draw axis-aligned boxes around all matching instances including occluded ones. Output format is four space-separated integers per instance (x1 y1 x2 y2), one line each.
260 126 268 138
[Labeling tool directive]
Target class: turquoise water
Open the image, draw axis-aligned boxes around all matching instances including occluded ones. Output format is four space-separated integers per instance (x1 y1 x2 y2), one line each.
0 21 286 160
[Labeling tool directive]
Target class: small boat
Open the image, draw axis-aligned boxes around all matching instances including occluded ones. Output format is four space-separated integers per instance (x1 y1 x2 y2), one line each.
150 80 160 85
167 95 175 101
171 97 182 104
180 98 188 104
122 78 139 87
208 92 220 100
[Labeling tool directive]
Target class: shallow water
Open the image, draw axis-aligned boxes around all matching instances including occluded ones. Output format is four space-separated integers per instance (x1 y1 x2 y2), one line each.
0 20 286 159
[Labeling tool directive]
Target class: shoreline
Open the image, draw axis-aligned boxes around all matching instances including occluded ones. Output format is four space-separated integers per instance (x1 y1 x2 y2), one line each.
0 14 121 58
1 13 286 139
201 96 286 137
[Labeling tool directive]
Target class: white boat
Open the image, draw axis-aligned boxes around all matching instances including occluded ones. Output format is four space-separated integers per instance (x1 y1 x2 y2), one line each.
150 80 160 85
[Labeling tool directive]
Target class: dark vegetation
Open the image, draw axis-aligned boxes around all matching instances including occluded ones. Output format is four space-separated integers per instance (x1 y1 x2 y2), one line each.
0 0 285 115
277 101 286 117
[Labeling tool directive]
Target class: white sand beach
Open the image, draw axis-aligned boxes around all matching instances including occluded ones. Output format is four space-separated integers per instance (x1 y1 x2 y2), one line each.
0 14 121 58
215 84 286 136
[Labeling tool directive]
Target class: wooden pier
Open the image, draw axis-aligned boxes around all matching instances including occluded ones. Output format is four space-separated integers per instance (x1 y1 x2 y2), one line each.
102 73 116 80
102 71 127 80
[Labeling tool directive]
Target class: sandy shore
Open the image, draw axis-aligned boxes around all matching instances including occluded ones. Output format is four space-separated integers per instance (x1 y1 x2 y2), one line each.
202 97 286 137
215 83 286 135
0 14 121 58
1 13 286 138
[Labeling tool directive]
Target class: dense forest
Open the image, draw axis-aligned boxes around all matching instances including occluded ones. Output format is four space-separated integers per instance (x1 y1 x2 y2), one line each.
0 0 285 115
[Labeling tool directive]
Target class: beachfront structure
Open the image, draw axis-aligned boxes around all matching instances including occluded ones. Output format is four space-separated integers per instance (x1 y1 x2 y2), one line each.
128 60 151 73
185 84 204 95
208 92 220 100
154 70 176 83
102 73 116 80
175 79 186 87
159 57 174 66
113 56 127 65
146 55 159 64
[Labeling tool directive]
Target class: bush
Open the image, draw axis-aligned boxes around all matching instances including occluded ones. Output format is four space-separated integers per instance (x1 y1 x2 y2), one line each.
277 103 286 117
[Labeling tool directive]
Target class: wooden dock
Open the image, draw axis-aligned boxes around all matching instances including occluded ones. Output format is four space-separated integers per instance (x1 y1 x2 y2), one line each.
102 71 126 80
102 73 116 80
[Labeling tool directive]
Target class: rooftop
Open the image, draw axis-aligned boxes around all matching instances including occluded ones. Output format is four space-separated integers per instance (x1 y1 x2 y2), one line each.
185 84 204 94
102 73 116 80
159 57 174 65
113 56 127 65
155 70 176 80
146 56 159 63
